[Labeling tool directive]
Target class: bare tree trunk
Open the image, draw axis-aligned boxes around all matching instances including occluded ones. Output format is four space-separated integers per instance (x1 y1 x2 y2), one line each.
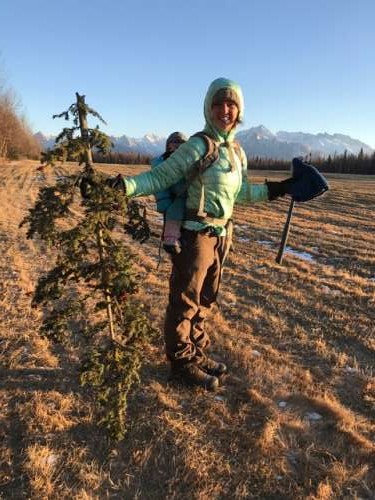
76 93 93 171
76 92 115 341
96 228 116 341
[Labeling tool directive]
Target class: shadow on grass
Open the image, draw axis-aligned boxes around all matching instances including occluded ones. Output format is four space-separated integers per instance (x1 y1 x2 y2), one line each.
0 393 32 498
0 367 71 392
0 363 113 498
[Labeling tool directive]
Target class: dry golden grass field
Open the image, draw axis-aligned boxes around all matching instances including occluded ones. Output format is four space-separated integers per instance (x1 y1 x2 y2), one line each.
0 160 374 499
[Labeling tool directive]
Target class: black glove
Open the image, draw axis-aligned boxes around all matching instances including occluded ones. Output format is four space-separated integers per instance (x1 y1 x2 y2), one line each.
105 174 126 193
266 178 294 201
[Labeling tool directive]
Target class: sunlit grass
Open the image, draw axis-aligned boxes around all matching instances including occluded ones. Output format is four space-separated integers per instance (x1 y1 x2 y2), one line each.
0 160 374 498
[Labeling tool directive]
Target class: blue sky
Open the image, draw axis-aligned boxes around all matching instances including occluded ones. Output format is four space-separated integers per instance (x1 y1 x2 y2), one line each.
1 0 374 147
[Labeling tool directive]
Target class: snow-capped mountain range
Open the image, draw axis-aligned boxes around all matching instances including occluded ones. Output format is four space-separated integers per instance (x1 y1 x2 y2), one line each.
35 126 373 160
237 126 373 160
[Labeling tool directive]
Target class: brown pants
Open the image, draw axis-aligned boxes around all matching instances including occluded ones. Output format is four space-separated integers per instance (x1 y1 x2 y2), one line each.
164 228 229 364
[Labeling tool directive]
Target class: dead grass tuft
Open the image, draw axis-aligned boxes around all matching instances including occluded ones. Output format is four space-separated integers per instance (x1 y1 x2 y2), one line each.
24 444 60 498
21 391 78 434
310 480 334 500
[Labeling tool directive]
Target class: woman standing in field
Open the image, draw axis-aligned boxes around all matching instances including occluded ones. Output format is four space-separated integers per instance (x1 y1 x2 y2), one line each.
110 77 293 391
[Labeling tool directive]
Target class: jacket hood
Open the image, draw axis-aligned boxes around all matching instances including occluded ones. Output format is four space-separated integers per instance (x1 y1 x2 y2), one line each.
203 77 244 143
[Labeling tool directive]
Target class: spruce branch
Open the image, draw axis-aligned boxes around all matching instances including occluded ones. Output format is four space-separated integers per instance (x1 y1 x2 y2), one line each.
22 93 156 440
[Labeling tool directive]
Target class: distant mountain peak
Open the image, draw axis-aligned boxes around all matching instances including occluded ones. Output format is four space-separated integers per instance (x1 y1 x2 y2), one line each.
143 133 163 143
251 124 271 133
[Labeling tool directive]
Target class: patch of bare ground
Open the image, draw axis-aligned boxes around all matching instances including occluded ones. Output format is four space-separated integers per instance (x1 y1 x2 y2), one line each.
0 160 374 499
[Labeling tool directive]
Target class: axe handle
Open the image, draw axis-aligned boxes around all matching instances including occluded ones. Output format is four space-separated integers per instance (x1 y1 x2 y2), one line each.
276 198 295 264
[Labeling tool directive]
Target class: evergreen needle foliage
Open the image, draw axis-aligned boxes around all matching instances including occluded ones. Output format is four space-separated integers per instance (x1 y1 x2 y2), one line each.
41 94 112 167
20 95 156 440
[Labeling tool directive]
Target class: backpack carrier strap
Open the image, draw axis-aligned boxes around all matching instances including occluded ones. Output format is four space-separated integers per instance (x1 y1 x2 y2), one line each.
189 132 220 217
223 140 243 173
232 140 241 155
191 132 220 173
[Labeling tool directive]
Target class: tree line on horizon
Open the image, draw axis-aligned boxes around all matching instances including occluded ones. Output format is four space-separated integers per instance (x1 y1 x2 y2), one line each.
93 150 152 165
248 149 375 175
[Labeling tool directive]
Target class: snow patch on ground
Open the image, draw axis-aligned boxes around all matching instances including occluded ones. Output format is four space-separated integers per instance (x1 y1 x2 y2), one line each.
322 285 341 296
305 412 323 421
256 240 316 262
235 224 250 231
284 246 315 262
345 366 357 373
257 240 273 247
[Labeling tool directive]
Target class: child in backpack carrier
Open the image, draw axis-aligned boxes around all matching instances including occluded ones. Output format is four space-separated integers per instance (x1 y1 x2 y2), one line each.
151 132 188 255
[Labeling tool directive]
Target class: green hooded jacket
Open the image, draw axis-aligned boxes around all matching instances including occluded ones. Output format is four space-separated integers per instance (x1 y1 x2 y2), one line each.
124 77 269 235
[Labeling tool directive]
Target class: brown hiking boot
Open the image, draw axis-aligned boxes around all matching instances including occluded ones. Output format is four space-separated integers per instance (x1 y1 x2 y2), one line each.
170 362 219 391
199 356 227 377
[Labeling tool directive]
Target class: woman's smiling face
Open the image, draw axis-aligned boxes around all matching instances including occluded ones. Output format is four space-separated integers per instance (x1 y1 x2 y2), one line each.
211 99 239 133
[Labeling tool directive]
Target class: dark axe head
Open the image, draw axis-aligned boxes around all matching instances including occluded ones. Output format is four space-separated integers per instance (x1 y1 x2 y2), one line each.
289 157 329 202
